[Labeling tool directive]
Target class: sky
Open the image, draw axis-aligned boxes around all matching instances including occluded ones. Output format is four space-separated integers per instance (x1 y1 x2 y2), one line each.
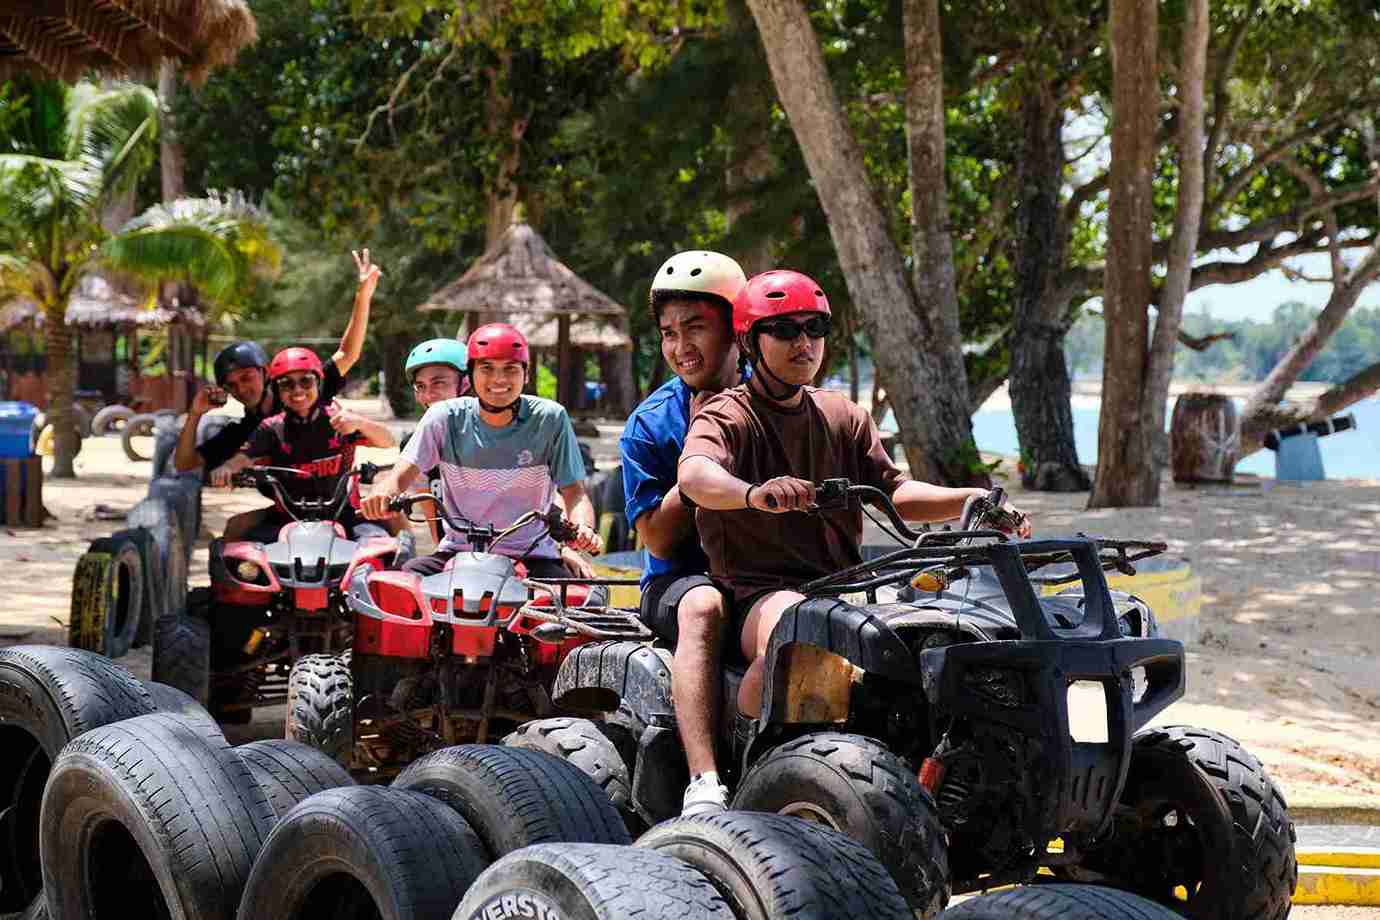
1184 252 1380 323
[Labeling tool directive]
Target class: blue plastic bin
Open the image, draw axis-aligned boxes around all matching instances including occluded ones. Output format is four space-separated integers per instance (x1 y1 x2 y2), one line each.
0 401 38 458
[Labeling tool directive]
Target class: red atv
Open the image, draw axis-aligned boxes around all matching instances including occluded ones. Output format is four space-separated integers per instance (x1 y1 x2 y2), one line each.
284 493 647 777
152 463 410 723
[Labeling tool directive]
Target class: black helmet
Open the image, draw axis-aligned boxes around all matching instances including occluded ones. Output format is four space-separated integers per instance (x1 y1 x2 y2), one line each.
213 341 269 385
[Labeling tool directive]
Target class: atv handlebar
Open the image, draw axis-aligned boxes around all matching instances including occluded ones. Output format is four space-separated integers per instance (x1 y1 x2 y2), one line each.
806 478 1026 543
386 493 584 554
232 462 393 523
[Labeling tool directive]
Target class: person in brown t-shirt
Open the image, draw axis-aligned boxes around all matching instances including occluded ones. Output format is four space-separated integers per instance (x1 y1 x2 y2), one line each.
678 269 1031 721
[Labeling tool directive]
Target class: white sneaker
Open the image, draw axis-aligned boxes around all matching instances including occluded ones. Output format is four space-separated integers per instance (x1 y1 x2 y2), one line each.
681 772 729 818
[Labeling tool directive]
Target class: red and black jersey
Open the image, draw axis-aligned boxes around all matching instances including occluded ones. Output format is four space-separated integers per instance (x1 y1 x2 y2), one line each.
244 363 361 512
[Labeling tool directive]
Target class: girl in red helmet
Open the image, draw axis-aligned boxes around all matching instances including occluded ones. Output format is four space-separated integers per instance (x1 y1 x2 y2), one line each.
211 249 397 541
677 270 1031 726
362 322 603 578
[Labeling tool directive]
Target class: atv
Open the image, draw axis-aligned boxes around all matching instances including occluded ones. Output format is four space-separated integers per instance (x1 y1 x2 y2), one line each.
152 462 410 723
284 492 648 780
529 482 1298 920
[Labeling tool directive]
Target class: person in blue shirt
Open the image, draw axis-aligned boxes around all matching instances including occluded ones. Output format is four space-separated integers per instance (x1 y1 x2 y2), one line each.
620 250 747 817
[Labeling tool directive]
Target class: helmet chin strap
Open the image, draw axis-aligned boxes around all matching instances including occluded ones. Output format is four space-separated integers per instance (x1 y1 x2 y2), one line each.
747 333 805 401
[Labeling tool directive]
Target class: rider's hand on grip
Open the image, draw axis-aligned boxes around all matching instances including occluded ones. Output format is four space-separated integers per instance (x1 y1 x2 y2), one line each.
748 476 815 514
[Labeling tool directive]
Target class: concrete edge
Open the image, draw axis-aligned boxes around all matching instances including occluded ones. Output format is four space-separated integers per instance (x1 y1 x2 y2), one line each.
1292 802 1380 827
1295 865 1380 906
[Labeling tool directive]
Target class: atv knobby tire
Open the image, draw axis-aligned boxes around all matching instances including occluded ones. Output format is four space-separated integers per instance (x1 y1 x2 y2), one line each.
940 884 1184 919
503 717 635 829
235 739 355 821
0 646 156 914
637 811 912 920
67 534 144 658
732 731 951 917
152 588 212 705
392 744 631 860
285 653 355 765
236 786 488 920
39 712 276 920
1081 725 1297 920
453 843 734 920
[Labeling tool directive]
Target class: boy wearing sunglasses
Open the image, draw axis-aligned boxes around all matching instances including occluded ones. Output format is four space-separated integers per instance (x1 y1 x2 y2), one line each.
677 269 1030 725
211 250 396 541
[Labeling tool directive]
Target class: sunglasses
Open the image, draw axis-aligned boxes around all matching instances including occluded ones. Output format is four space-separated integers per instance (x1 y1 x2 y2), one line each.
757 315 832 341
276 374 319 392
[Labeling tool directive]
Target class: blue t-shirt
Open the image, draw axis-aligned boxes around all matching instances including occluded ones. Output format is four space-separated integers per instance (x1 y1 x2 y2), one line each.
621 377 711 587
406 395 585 560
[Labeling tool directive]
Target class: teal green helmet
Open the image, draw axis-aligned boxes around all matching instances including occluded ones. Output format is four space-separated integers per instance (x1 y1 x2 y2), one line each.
405 338 467 379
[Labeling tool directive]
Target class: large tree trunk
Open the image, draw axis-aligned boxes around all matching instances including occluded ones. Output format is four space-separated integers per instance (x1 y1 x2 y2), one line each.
1144 0 1209 471
1089 0 1160 508
1008 82 1089 492
158 60 186 202
377 329 412 418
484 49 525 253
744 0 981 486
723 0 776 276
44 297 79 478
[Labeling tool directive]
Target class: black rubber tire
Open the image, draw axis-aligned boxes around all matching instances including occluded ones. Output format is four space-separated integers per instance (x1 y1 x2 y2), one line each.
637 810 913 920
91 404 134 437
236 785 488 920
152 588 212 705
39 712 276 920
149 477 200 564
732 731 951 917
67 535 144 659
121 412 158 461
144 679 220 733
128 497 188 620
940 884 1185 919
1080 726 1297 920
234 739 355 821
285 653 355 766
503 717 635 829
124 527 159 649
0 646 156 914
392 745 631 861
453 843 734 920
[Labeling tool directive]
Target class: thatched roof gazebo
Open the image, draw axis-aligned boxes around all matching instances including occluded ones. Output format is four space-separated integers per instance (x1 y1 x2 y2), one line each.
420 223 632 411
0 0 256 85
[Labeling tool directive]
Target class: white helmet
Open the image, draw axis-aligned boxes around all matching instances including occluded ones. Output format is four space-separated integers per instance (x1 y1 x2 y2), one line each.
648 250 747 319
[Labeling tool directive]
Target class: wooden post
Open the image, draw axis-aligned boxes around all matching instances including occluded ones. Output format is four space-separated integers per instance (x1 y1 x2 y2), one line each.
556 314 572 408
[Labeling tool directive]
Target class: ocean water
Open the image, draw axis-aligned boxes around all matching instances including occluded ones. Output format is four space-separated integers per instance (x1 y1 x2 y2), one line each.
887 397 1380 480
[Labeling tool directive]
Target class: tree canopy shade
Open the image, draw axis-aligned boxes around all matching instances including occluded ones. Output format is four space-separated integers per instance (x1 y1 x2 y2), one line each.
0 0 256 86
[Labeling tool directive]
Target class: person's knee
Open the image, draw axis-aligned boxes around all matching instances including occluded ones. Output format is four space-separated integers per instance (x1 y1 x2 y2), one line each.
676 587 726 645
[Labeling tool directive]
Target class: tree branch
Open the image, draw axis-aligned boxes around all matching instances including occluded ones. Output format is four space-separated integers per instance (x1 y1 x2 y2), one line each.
1178 329 1235 351
1239 358 1380 456
1209 107 1365 214
1202 1 1254 198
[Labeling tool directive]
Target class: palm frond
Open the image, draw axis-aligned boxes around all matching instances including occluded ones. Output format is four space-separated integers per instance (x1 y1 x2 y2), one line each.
0 152 103 223
0 253 57 305
101 193 283 309
65 82 159 203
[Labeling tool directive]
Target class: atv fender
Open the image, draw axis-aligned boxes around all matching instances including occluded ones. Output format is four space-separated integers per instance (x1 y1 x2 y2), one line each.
758 597 919 728
551 641 675 725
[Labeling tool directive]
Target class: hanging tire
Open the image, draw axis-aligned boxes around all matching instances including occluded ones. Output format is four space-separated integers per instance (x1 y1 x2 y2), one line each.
235 786 488 920
392 745 631 861
503 717 636 831
39 712 276 920
1078 726 1297 920
285 653 355 766
144 679 219 733
732 731 951 918
67 534 144 659
0 646 156 915
91 405 135 437
453 843 734 920
121 412 158 461
152 588 212 705
637 811 913 920
939 884 1185 919
234 739 355 821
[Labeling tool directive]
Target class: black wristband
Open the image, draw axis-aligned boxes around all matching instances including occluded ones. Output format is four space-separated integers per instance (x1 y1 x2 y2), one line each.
744 484 757 509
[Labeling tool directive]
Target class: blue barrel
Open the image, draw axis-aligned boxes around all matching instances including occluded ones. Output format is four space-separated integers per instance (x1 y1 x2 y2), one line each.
0 402 38 458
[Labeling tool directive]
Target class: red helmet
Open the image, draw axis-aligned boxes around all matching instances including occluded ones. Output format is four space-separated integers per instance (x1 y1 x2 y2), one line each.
733 270 831 335
467 323 530 366
268 346 325 381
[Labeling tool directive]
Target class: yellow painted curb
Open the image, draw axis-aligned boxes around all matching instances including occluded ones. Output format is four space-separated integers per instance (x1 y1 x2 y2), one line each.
1293 865 1380 905
1298 848 1380 869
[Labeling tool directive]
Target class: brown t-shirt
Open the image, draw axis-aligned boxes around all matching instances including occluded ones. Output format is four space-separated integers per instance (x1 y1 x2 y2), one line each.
679 384 906 604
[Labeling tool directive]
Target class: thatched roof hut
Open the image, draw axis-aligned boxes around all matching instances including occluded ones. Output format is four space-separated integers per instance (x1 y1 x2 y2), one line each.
0 0 256 86
508 313 632 351
0 272 204 331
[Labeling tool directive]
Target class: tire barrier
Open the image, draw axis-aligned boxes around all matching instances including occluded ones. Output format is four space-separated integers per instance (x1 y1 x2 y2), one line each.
152 587 212 705
67 533 144 659
0 646 157 917
234 739 355 821
90 404 134 437
128 493 189 621
121 412 158 461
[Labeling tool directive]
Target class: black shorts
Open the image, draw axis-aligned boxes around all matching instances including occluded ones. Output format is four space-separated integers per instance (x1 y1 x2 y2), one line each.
638 573 730 648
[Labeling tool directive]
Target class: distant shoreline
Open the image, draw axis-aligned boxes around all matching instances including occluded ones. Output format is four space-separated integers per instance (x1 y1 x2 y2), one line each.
979 379 1339 412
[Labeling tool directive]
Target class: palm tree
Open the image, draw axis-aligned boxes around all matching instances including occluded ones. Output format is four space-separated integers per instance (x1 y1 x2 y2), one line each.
0 77 280 477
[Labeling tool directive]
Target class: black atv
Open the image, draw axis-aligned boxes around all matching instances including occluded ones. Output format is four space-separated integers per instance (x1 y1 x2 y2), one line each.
522 482 1298 920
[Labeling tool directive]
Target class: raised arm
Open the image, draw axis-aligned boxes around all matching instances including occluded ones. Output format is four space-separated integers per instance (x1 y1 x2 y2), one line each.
333 248 381 376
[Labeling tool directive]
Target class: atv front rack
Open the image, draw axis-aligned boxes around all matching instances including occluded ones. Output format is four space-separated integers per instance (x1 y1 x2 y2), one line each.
521 576 651 641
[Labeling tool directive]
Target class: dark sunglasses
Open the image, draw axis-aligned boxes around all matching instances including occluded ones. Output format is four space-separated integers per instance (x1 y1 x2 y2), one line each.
276 374 319 392
757 315 832 341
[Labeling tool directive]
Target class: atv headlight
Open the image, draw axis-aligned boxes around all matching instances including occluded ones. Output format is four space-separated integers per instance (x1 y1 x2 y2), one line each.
236 560 263 582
